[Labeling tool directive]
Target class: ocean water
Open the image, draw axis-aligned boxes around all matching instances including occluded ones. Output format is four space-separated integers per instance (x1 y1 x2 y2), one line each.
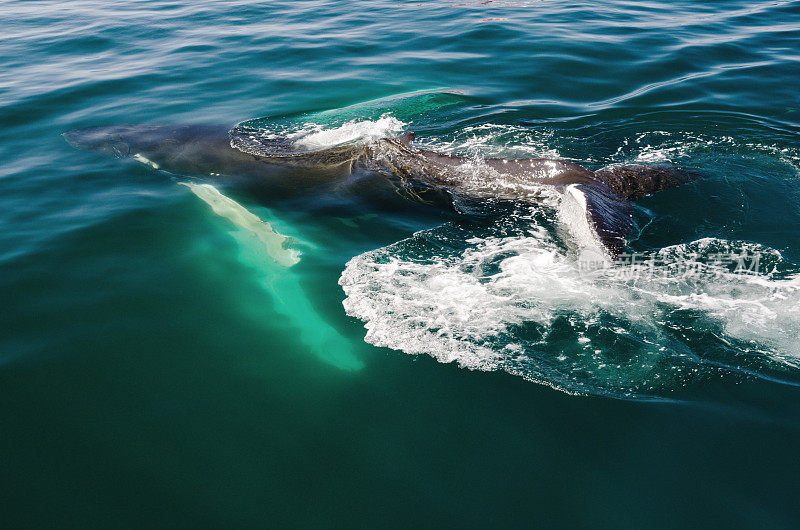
2 0 800 527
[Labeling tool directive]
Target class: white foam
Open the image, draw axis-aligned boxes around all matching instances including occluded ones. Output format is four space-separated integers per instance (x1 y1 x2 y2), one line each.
340 226 800 398
608 130 800 175
291 115 407 151
422 123 562 159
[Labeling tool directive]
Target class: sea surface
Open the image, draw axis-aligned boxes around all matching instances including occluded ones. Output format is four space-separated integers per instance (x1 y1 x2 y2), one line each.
2 0 800 527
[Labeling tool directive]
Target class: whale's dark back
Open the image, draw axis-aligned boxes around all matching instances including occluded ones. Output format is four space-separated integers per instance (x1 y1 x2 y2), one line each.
593 164 698 200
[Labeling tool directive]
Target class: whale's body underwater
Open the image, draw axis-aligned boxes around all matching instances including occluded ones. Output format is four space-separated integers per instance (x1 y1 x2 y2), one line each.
64 123 697 256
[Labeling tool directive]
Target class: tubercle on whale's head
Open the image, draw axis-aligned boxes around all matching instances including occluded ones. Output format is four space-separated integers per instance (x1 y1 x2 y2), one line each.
378 131 416 153
396 131 415 148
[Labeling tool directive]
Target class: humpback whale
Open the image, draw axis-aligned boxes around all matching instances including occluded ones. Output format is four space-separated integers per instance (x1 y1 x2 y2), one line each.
63 123 697 256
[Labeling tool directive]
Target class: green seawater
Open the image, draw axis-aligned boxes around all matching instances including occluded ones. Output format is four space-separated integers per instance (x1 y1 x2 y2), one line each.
2 1 800 527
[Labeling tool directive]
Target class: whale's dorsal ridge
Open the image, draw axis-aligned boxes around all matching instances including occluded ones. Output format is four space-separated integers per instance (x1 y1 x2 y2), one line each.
594 163 699 200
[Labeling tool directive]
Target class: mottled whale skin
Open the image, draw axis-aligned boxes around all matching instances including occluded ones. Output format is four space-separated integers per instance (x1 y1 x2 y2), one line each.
64 123 697 255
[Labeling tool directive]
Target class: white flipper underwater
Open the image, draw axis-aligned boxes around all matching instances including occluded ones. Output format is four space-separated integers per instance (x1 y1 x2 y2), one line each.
182 182 301 267
181 182 363 371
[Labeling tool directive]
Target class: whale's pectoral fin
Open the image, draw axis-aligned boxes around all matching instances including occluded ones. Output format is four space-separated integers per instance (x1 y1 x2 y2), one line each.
567 183 634 258
180 182 364 371
180 182 301 267
593 164 701 200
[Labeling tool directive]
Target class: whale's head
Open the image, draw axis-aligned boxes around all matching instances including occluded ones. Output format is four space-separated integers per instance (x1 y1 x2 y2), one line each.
64 125 136 158
62 123 240 176
62 123 187 159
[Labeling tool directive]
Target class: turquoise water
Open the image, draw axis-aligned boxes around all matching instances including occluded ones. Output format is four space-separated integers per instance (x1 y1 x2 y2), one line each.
3 0 800 526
